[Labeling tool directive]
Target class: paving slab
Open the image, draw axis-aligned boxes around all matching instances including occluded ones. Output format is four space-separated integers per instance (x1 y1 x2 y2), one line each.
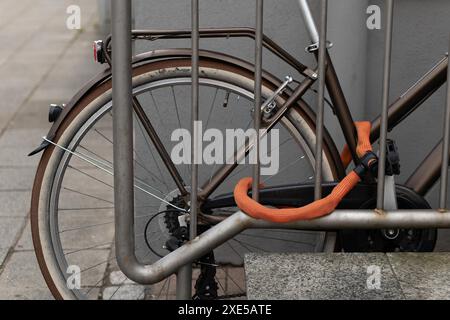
245 253 450 300
109 271 137 286
0 217 26 249
15 219 33 251
1 0 449 302
102 285 146 300
0 168 36 191
0 128 48 147
0 110 16 132
0 0 108 301
245 253 405 300
0 146 41 167
64 249 111 287
0 191 31 217
0 287 54 300
58 211 114 250
8 109 50 131
435 229 450 252
0 251 50 295
0 83 37 127
0 248 8 267
6 105 52 131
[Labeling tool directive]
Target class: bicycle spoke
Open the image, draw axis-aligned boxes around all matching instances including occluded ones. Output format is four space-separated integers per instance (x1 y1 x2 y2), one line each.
59 206 114 211
59 205 158 212
149 91 167 130
93 127 168 190
133 96 188 195
137 288 146 300
78 145 113 167
45 137 187 212
108 274 134 300
63 187 113 205
59 221 113 233
165 276 171 299
43 73 329 301
93 128 113 145
227 241 244 259
263 229 318 236
207 96 238 184
215 275 226 294
134 112 171 191
156 278 169 300
262 154 307 183
224 269 245 294
170 86 183 131
64 242 113 256
231 237 268 252
237 232 315 246
205 88 219 130
78 256 117 276
227 136 293 181
83 241 152 297
170 86 190 180
68 165 114 189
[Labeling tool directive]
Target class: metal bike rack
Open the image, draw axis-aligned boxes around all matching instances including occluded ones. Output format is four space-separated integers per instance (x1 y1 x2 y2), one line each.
440 36 450 210
377 0 395 210
111 0 450 296
313 0 332 252
253 0 263 202
175 0 200 300
111 0 136 288
314 0 327 201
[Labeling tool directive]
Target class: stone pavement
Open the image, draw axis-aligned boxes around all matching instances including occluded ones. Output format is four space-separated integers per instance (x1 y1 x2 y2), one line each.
0 0 246 300
245 253 450 300
0 0 104 299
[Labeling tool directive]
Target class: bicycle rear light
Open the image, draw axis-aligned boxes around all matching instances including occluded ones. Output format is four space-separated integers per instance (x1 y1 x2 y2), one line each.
93 40 106 64
48 104 63 123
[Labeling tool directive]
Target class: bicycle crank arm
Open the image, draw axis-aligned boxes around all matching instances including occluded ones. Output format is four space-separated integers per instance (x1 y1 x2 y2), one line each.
117 208 450 285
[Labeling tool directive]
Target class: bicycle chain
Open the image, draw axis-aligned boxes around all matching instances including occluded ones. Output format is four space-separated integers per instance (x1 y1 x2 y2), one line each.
163 196 220 300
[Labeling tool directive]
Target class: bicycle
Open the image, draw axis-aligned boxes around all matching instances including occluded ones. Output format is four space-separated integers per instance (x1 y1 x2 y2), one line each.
29 0 449 299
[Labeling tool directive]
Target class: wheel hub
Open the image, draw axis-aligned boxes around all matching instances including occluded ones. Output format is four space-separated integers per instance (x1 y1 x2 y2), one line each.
382 229 400 240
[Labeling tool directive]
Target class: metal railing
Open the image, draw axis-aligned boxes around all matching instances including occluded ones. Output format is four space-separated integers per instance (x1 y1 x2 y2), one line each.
377 0 394 211
440 36 450 210
111 0 450 299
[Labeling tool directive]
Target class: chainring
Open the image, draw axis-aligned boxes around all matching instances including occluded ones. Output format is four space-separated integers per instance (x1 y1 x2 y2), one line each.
338 187 437 252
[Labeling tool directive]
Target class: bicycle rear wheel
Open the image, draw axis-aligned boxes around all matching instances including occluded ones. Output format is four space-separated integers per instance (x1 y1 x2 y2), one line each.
31 58 342 299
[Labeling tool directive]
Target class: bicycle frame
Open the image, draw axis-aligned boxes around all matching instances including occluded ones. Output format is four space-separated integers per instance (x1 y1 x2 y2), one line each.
108 27 449 200
110 0 450 289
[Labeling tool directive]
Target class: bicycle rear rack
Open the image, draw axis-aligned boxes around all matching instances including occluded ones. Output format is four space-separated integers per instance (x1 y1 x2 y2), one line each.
111 0 450 298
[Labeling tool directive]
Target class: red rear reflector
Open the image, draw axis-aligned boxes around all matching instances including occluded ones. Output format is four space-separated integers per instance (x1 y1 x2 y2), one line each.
93 42 98 62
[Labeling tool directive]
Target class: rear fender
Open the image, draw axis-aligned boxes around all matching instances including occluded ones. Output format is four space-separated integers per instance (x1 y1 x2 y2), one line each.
29 49 282 155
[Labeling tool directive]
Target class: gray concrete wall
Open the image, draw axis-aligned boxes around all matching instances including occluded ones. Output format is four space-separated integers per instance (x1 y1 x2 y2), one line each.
132 0 369 146
98 0 450 206
364 0 450 207
97 0 111 35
